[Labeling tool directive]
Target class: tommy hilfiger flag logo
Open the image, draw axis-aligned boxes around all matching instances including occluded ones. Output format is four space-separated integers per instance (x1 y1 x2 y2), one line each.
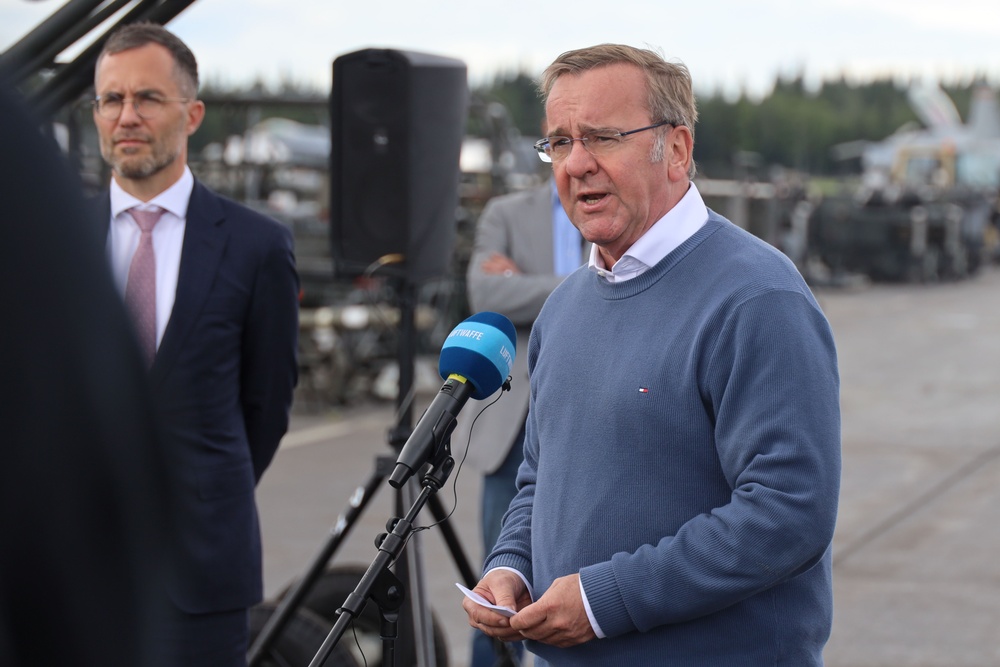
638 387 650 394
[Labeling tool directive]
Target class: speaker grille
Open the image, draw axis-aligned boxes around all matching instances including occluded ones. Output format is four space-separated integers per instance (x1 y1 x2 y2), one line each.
330 49 468 281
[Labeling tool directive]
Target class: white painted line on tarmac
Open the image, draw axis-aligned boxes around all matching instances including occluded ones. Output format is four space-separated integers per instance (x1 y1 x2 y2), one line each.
279 421 357 450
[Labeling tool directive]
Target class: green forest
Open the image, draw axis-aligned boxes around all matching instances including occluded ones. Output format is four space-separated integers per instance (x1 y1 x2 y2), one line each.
188 68 992 186
474 69 988 178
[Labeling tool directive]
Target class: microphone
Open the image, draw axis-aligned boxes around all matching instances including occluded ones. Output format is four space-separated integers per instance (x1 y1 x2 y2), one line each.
388 312 516 488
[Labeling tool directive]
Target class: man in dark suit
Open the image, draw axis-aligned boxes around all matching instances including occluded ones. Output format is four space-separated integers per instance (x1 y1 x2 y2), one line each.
91 22 299 666
1 80 172 667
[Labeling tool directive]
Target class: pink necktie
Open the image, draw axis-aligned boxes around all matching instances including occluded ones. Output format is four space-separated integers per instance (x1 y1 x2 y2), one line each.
124 207 165 367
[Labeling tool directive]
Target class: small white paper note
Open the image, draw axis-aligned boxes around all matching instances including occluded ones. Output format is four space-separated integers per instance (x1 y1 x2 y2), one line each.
455 582 516 617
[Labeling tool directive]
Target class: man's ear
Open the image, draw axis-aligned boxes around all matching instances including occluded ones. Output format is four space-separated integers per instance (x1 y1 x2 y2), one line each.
667 125 694 181
186 99 206 136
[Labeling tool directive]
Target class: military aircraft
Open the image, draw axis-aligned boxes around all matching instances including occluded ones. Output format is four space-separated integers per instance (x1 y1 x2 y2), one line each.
813 81 1000 282
859 81 1000 192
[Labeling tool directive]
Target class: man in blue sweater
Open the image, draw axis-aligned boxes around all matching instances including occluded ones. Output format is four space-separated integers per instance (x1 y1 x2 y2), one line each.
461 44 841 666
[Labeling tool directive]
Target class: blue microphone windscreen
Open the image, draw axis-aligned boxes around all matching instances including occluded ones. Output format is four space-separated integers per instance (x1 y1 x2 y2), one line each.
439 312 516 399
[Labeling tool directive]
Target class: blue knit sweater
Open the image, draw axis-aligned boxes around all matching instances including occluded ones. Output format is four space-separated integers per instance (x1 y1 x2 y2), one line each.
485 213 841 666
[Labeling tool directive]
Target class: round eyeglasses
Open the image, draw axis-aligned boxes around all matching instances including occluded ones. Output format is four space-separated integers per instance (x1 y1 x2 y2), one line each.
533 120 676 163
92 92 190 120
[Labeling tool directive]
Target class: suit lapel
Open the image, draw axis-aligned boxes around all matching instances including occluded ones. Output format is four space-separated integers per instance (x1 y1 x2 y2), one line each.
96 194 113 244
149 181 228 386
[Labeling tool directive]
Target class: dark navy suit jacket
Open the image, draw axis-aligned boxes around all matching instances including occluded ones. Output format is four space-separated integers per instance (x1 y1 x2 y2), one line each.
3 82 172 667
99 180 299 613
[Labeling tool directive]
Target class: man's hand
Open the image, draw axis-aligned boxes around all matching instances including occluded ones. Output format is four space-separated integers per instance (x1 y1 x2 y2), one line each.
464 572 598 648
463 569 533 642
510 574 597 648
480 252 521 276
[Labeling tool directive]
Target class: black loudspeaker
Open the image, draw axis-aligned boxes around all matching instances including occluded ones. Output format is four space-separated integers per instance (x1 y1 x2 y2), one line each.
329 48 468 282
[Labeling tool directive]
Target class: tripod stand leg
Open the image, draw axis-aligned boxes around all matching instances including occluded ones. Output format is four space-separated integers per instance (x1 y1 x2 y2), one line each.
427 493 480 586
399 480 437 667
427 490 521 666
248 459 391 666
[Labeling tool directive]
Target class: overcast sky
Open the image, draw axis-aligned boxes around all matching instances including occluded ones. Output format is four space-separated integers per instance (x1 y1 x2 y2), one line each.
3 0 1000 100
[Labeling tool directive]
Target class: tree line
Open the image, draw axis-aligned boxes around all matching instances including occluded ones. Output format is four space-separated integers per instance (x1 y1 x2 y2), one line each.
186 69 992 182
473 70 990 178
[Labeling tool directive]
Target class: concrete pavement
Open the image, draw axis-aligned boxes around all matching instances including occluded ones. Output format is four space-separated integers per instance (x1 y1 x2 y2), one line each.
257 265 1000 666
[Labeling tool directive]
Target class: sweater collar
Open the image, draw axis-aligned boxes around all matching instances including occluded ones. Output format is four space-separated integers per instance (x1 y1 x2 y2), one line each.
588 181 709 284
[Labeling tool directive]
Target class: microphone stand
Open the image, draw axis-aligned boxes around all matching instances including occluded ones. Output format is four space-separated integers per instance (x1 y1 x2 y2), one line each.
249 276 519 667
307 439 457 667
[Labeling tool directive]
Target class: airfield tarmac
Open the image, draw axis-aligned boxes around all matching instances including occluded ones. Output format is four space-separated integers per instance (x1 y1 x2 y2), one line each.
258 264 1000 667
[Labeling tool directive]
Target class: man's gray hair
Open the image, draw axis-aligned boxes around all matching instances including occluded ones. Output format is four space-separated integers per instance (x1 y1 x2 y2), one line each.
539 44 698 177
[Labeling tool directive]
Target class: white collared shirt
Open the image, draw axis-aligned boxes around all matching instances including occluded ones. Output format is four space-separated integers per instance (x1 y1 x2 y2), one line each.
588 182 709 283
107 166 194 350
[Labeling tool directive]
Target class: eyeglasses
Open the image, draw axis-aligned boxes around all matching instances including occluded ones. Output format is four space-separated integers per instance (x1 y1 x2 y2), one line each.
533 120 676 163
92 92 190 120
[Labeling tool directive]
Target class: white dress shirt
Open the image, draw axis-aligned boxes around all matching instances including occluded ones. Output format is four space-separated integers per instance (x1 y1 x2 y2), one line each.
107 166 194 350
588 182 710 283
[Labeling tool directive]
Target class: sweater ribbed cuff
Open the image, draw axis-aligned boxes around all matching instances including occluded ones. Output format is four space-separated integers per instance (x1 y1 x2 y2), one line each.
580 561 634 638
